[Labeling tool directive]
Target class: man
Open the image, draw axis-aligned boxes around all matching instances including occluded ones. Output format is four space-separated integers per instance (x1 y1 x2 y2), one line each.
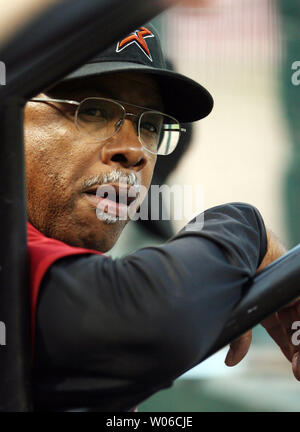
24 24 300 412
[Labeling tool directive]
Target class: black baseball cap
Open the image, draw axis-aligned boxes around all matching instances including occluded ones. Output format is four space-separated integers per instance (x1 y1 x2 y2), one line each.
62 24 213 123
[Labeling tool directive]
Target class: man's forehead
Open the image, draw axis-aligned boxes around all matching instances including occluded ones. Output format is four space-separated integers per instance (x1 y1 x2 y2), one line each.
46 72 163 109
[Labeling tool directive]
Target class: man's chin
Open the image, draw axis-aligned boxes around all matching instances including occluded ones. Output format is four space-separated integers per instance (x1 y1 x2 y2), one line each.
68 217 127 252
50 198 128 251
33 212 125 253
31 196 129 252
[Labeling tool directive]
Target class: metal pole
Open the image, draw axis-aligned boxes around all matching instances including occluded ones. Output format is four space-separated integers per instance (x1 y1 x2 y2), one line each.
0 101 32 411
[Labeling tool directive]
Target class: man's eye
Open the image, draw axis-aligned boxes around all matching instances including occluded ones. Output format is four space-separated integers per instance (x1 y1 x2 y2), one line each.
81 108 106 118
140 122 158 134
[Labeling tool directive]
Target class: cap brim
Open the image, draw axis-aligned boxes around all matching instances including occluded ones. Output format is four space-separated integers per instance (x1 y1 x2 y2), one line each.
63 61 213 123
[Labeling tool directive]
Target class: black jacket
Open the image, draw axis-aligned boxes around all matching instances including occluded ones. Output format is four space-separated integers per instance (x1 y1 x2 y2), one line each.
33 202 267 411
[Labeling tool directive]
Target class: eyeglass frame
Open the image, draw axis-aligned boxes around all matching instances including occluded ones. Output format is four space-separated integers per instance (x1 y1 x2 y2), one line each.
29 96 186 155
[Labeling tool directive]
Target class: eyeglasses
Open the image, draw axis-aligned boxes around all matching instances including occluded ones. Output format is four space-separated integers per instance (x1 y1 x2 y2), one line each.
29 97 186 156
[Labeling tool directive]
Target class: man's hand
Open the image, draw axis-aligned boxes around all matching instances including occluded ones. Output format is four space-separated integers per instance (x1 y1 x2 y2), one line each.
255 228 300 380
261 300 300 380
224 330 252 366
225 227 287 367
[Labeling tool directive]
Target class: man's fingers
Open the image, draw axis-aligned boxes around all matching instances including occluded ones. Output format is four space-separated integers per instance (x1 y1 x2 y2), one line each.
286 297 300 308
277 303 300 329
292 352 300 381
225 330 252 367
262 307 300 382
261 313 294 361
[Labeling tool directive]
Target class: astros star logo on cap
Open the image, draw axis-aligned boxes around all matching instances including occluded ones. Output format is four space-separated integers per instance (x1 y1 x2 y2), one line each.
116 27 155 62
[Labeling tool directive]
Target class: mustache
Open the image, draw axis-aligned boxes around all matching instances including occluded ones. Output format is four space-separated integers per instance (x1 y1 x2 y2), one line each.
81 169 140 191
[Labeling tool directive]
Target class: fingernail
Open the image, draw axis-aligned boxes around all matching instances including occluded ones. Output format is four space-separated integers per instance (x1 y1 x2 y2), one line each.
292 352 298 365
225 350 234 366
292 352 300 380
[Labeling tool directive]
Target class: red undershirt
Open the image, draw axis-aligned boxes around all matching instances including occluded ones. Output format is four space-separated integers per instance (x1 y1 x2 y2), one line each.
27 222 104 348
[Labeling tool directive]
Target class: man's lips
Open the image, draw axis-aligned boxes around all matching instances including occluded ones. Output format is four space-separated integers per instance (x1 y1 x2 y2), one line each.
82 183 139 217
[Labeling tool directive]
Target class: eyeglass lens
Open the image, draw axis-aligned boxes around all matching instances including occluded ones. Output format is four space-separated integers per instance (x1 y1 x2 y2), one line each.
76 98 181 155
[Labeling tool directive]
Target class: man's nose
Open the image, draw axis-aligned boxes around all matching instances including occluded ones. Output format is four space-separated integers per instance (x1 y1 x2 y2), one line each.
100 119 148 170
